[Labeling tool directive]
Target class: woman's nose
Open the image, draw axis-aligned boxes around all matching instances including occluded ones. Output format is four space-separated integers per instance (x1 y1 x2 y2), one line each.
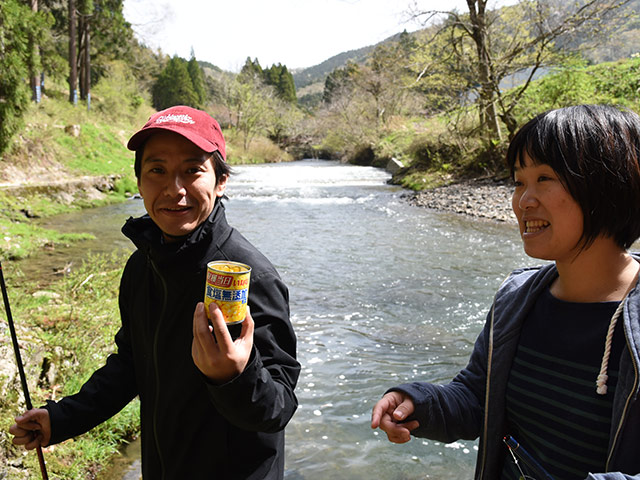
513 187 537 211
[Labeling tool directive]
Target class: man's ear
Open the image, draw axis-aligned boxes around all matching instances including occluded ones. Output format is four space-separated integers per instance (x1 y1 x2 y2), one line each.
215 175 228 197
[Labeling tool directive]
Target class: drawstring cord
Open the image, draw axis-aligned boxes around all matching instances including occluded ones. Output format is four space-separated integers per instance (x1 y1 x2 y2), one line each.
596 271 638 395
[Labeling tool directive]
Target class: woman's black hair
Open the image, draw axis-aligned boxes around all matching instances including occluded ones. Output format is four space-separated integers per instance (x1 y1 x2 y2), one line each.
506 104 640 250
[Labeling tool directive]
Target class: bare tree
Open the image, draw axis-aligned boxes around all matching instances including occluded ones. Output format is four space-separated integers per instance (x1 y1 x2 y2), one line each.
410 0 632 140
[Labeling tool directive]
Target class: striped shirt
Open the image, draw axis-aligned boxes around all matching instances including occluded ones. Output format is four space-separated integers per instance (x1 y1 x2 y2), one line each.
500 287 624 480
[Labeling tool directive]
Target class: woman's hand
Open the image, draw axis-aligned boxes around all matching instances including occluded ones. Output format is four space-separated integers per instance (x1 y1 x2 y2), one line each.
371 391 420 443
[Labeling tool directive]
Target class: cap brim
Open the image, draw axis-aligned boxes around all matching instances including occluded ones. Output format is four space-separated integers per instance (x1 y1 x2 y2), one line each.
127 125 218 153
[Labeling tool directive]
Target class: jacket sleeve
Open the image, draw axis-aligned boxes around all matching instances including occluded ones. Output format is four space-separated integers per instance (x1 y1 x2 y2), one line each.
204 270 300 433
390 310 490 443
44 319 138 444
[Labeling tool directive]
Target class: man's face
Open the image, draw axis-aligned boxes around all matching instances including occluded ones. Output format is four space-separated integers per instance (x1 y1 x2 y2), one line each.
137 131 227 240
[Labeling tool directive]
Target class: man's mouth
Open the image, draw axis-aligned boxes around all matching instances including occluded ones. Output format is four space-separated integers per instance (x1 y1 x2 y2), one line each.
161 206 191 213
524 219 549 233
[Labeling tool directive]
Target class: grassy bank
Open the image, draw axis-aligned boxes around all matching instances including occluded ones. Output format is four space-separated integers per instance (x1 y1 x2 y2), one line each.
1 253 140 479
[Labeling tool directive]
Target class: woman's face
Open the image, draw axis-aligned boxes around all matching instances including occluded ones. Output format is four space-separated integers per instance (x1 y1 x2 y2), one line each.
511 154 584 264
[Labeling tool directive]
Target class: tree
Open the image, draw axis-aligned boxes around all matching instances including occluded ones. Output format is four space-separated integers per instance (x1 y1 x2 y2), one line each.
38 0 138 90
323 62 359 104
187 51 207 107
239 57 263 82
0 0 51 153
263 63 297 103
228 75 278 150
152 56 199 110
27 0 42 103
410 0 633 139
77 0 93 104
68 0 78 104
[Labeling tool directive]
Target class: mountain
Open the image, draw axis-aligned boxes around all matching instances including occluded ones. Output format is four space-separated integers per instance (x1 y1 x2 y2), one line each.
291 32 403 107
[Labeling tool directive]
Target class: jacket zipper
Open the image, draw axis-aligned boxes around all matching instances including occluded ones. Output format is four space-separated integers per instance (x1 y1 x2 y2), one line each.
477 302 496 480
605 302 639 471
149 255 169 479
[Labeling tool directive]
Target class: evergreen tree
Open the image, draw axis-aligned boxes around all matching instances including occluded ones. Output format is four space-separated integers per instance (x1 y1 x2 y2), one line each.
152 56 199 110
263 63 296 103
323 62 359 104
278 64 297 103
0 0 50 153
187 50 207 106
239 57 263 82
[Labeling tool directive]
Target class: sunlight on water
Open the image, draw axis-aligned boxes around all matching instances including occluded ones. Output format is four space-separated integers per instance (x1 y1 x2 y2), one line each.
38 160 540 479
221 160 535 480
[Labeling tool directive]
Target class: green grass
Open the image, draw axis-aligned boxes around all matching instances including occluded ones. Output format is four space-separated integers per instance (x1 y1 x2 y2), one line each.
1 253 141 479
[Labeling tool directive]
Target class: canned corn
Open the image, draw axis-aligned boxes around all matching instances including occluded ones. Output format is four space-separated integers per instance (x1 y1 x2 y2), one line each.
204 261 251 325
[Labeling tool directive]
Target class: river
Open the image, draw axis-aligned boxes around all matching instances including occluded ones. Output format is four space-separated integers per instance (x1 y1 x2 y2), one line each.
35 159 537 479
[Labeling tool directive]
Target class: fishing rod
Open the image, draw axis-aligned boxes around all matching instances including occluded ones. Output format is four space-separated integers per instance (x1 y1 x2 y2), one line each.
0 261 49 480
504 435 554 480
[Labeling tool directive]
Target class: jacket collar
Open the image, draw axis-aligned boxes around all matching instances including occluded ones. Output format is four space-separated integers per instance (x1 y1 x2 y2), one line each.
122 199 232 267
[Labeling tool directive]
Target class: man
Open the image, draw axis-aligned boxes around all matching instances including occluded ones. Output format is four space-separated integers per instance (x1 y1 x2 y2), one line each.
11 105 300 479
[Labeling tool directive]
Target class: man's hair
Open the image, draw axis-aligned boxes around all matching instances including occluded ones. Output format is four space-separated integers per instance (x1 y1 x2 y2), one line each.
134 144 230 186
506 104 640 250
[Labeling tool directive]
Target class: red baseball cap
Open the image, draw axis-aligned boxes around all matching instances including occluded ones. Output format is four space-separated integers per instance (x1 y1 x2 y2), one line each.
127 105 226 161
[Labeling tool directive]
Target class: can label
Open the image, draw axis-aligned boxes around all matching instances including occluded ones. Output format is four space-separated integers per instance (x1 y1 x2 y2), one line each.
204 261 251 324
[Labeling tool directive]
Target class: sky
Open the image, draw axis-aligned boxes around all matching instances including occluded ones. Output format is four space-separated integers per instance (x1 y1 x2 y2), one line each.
122 0 513 72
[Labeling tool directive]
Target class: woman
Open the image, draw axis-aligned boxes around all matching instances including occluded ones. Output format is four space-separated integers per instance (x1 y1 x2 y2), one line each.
371 105 640 479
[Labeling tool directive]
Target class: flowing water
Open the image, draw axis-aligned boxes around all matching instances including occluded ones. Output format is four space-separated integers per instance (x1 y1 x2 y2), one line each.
32 160 539 479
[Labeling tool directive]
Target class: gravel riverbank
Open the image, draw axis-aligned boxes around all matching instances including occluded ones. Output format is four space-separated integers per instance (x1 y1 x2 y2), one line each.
405 177 516 223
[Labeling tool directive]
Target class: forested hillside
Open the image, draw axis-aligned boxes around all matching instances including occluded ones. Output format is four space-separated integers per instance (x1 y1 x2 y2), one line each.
3 0 640 188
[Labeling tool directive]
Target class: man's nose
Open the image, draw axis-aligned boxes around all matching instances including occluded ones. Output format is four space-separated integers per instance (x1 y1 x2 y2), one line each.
165 175 186 196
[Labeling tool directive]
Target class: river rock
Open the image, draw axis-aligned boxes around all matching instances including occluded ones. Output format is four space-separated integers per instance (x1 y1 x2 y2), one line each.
408 177 515 223
65 124 81 137
386 157 404 174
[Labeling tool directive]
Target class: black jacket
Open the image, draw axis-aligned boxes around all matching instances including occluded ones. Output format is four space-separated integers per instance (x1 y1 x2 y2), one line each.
46 201 300 479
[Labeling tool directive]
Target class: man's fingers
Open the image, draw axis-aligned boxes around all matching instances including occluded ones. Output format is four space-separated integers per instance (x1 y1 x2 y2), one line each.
208 302 233 350
238 307 254 342
25 432 45 450
193 302 216 351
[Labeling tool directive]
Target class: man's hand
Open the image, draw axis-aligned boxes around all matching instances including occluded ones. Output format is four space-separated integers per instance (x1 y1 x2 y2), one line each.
192 302 254 384
10 408 51 450
371 391 420 443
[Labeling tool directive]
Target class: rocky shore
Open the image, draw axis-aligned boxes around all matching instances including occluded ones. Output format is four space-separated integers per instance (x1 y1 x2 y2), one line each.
406 177 516 223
